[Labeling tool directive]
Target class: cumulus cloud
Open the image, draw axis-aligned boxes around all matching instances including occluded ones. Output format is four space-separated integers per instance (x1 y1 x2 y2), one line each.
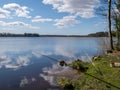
3 3 31 18
42 0 99 18
54 15 79 29
32 16 53 23
32 15 79 28
0 21 39 29
0 8 10 18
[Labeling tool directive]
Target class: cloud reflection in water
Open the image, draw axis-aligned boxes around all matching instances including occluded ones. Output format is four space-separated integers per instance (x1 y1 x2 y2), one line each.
0 37 101 90
20 76 36 87
32 51 53 58
39 63 78 86
0 37 83 70
0 55 11 68
0 55 31 70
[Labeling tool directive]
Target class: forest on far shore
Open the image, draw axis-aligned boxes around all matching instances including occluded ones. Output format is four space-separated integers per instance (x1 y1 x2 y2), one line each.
0 31 116 37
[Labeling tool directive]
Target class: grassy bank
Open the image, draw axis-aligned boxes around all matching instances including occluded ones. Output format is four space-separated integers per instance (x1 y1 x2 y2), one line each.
58 52 120 90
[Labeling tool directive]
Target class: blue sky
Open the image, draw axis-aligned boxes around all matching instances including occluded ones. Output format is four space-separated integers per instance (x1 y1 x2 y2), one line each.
0 0 107 35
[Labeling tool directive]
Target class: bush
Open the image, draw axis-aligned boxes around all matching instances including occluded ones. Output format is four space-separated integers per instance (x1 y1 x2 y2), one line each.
70 60 88 73
57 77 74 90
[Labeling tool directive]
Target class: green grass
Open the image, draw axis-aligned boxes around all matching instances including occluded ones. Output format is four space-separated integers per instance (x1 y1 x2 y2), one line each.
86 56 120 90
58 56 120 90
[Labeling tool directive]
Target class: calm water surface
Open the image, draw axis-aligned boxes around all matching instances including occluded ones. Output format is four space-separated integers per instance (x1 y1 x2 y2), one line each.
0 37 104 90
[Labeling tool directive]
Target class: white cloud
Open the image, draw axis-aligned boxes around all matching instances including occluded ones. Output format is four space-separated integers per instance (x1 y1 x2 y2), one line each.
0 21 39 29
54 15 79 29
95 21 107 27
32 16 53 23
3 3 31 18
42 0 99 18
0 8 10 18
32 15 79 28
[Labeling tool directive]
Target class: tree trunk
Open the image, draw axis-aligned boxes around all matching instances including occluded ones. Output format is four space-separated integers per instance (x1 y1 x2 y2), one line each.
108 0 114 50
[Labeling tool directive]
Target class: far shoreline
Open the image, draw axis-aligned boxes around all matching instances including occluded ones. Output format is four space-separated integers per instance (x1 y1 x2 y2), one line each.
0 35 108 37
0 31 112 37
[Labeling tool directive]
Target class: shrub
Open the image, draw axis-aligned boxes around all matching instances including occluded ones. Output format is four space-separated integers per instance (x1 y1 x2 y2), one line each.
57 77 74 90
70 60 88 73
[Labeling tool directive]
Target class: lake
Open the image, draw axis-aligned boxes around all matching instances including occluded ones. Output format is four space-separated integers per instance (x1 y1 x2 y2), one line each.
0 37 107 90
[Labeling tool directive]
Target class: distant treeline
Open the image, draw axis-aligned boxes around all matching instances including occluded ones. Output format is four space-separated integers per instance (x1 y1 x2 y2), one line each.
0 33 86 37
0 31 116 37
88 31 116 37
0 33 40 37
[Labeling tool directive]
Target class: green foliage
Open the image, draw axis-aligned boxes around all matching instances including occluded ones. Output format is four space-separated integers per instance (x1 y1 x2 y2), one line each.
117 0 120 11
70 59 88 73
57 77 74 90
85 56 120 90
87 31 116 37
58 56 120 90
88 31 108 37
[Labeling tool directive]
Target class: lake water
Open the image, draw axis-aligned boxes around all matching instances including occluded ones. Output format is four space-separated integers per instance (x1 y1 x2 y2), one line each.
0 37 106 90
